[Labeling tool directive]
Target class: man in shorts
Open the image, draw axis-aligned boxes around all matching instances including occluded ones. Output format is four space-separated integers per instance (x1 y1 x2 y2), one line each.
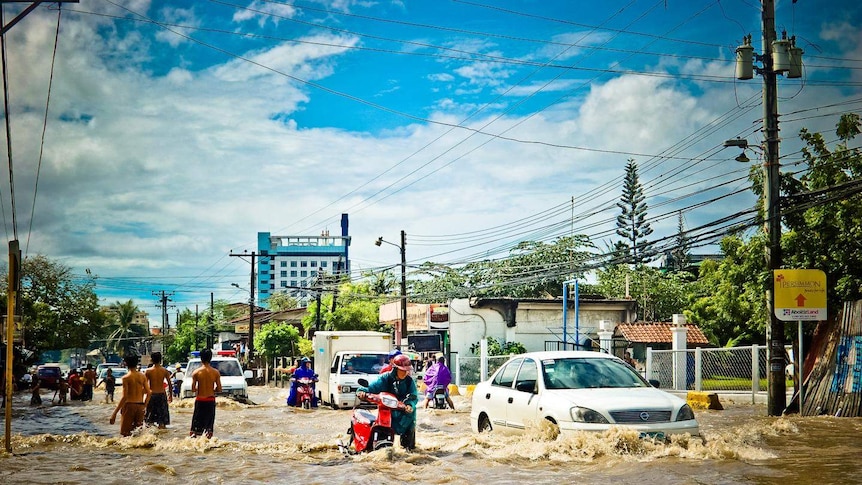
110 354 151 437
190 349 222 439
144 352 173 428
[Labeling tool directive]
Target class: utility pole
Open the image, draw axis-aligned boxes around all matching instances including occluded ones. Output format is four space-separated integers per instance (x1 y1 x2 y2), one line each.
761 0 785 417
207 292 214 350
2 0 79 454
400 230 407 346
230 251 257 365
194 304 199 350
152 290 175 336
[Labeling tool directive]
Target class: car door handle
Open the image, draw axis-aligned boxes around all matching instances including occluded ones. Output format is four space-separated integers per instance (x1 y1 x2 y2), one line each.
507 397 513 404
485 393 491 400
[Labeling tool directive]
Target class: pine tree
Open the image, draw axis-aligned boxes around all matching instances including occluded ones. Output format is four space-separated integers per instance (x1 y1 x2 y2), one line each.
669 212 691 272
615 159 653 264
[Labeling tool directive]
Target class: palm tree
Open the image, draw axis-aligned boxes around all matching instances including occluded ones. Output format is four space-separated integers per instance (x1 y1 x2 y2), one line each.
107 299 145 356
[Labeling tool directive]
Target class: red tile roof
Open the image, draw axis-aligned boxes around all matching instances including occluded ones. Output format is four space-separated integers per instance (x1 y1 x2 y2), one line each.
615 322 710 345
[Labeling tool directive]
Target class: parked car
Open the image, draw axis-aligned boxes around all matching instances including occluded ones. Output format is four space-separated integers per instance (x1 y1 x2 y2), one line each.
179 357 252 400
470 351 699 440
37 365 63 390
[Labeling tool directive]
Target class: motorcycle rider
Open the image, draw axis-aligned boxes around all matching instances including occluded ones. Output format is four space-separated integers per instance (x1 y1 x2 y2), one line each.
357 354 418 451
287 357 318 407
422 355 455 410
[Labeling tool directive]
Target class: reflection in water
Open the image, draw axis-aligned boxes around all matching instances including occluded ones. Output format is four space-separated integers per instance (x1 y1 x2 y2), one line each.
1 386 860 484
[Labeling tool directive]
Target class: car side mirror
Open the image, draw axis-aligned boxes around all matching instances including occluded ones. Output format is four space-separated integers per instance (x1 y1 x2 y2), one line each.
244 370 254 379
515 381 536 393
648 379 661 388
357 378 369 387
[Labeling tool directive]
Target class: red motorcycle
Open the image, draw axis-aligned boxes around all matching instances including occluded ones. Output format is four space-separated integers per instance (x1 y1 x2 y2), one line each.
338 379 411 454
292 376 316 409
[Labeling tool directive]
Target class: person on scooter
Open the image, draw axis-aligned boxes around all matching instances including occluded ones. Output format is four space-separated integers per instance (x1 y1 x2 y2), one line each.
422 355 455 410
287 357 318 407
357 354 418 451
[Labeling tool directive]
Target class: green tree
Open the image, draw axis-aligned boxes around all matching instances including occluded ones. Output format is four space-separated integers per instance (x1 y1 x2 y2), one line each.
592 264 693 322
3 255 107 353
105 299 147 356
302 281 387 333
781 113 862 315
265 291 299 311
616 159 654 264
254 322 300 359
164 308 204 363
685 235 767 346
668 212 691 273
469 337 526 356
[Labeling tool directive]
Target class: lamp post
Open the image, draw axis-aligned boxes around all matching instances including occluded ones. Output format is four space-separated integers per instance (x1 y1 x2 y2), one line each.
232 283 255 364
376 231 407 346
725 131 784 416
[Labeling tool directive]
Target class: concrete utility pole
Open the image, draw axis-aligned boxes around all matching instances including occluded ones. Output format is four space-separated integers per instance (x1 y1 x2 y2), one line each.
400 230 407 345
229 252 257 364
762 0 786 417
152 290 175 336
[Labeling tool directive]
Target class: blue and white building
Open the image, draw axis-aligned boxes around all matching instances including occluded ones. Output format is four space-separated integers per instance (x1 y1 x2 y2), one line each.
257 214 351 307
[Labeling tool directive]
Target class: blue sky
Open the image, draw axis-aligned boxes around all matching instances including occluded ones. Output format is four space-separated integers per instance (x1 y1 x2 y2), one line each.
1 0 860 327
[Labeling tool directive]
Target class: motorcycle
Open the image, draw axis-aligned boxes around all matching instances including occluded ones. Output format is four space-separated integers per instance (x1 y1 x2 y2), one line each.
431 385 448 409
338 378 411 454
291 376 316 409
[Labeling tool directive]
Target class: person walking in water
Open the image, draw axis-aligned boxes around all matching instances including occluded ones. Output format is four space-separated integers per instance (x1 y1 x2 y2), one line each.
189 349 222 439
110 354 151 437
144 352 173 429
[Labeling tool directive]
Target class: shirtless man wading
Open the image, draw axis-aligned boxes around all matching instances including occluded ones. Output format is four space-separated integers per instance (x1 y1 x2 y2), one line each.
189 349 222 439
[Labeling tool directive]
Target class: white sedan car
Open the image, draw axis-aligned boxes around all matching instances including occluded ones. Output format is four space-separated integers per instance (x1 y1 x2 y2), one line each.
471 351 699 439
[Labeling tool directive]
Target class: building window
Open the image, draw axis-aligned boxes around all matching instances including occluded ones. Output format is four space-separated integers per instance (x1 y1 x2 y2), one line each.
290 270 297 277
321 261 328 268
311 270 317 277
280 281 287 288
280 261 287 267
269 283 275 289
291 280 297 286
290 261 297 267
279 271 286 277
311 261 317 267
301 261 308 267
301 281 308 288
301 271 308 277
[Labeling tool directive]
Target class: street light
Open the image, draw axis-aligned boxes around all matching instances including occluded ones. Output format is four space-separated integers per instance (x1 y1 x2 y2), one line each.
376 231 407 346
725 135 784 415
724 138 751 163
232 283 255 364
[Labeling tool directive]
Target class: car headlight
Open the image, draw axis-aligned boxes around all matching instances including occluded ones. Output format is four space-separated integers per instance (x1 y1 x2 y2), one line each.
570 406 609 424
676 404 696 421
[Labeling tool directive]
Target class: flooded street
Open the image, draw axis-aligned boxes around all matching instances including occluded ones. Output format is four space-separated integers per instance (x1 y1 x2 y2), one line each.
2 386 860 484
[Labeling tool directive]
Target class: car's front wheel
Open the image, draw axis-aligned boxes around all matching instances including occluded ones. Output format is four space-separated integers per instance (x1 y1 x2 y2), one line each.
478 414 492 433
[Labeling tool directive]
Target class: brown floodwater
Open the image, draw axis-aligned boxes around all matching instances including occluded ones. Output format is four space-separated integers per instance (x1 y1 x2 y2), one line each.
1 386 859 484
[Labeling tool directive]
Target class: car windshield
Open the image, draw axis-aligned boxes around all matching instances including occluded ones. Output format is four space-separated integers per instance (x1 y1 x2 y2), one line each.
542 357 649 390
186 360 243 377
99 367 129 380
340 353 387 374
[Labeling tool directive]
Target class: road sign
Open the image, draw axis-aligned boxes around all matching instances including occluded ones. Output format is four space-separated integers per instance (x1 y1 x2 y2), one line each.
774 269 827 321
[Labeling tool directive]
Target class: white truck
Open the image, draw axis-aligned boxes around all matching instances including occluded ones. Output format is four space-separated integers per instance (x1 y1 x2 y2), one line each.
312 330 392 409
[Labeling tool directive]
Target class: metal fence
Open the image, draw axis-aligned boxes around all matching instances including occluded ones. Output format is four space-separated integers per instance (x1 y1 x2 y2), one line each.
646 344 792 400
452 354 510 386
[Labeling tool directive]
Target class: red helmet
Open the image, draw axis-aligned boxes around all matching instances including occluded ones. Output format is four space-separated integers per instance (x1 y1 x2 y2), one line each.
392 354 412 372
